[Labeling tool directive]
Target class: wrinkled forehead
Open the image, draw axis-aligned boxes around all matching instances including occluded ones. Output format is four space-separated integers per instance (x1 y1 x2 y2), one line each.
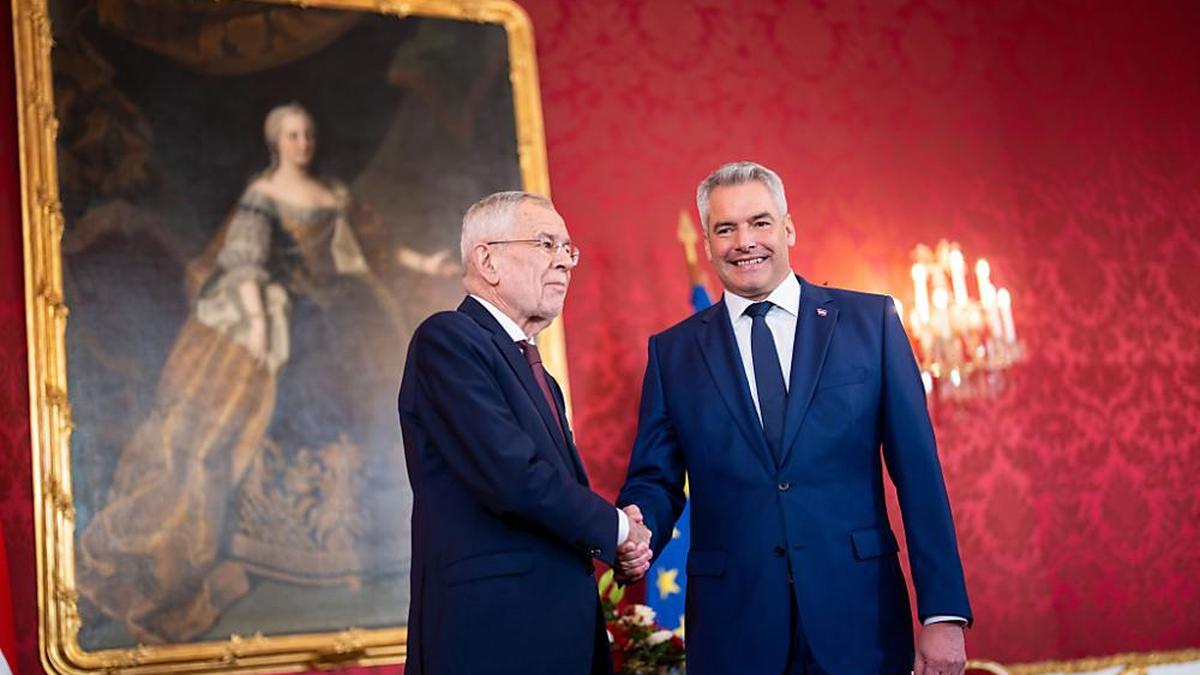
511 201 569 240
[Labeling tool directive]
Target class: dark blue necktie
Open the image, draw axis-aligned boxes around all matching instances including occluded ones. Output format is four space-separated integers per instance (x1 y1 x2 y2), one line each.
745 301 787 466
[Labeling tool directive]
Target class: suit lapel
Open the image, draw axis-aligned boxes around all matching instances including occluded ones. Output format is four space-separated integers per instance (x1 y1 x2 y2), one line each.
458 298 576 474
780 278 838 463
548 374 589 486
696 301 777 474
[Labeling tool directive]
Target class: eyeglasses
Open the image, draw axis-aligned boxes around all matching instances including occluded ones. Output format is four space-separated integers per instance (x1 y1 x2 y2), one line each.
486 237 581 265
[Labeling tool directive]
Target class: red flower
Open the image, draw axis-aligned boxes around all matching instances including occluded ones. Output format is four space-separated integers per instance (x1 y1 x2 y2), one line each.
607 621 632 650
610 645 626 672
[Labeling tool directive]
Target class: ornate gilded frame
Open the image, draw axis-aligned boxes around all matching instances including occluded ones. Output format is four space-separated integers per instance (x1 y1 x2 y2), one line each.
1007 648 1200 675
13 0 566 671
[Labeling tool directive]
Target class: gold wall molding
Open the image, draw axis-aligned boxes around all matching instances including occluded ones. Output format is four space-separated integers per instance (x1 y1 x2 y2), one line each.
1006 648 1200 675
12 0 558 671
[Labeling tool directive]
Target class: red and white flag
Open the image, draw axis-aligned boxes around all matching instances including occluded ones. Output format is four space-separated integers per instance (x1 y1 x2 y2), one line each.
0 519 16 675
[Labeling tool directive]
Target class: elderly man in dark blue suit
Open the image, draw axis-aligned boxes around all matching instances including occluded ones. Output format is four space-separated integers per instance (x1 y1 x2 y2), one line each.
400 191 651 675
616 162 972 675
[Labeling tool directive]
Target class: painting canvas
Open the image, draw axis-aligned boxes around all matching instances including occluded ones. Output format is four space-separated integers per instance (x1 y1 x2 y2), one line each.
13 0 551 670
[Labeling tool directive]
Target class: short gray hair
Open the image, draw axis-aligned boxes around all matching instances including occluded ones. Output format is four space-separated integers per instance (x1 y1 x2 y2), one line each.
460 191 554 266
696 161 788 229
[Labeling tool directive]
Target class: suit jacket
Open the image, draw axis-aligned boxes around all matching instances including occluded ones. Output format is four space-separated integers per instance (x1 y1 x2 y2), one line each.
618 276 971 675
399 297 617 675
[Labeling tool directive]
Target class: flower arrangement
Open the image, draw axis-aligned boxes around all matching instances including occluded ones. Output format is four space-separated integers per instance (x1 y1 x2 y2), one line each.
598 569 686 675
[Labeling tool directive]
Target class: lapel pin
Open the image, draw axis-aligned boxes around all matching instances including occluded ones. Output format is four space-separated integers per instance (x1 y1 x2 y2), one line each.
816 307 828 317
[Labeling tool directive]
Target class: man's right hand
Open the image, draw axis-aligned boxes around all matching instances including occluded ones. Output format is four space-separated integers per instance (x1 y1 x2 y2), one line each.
615 505 653 582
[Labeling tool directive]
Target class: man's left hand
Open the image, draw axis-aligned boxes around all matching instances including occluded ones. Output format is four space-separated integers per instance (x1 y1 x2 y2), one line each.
914 622 966 675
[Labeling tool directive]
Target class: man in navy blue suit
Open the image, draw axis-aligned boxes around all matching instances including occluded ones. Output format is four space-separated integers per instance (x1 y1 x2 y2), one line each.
400 191 651 675
616 162 972 675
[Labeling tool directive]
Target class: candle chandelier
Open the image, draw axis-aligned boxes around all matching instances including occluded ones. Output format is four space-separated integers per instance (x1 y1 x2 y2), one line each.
899 241 1022 401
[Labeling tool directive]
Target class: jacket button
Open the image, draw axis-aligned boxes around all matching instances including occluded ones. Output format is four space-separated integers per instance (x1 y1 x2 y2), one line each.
773 546 786 557
778 481 791 491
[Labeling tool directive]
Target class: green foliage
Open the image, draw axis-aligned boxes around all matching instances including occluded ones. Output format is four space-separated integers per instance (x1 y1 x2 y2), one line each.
597 571 685 674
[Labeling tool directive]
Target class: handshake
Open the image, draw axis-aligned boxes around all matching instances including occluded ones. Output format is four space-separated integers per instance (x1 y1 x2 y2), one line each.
615 504 653 583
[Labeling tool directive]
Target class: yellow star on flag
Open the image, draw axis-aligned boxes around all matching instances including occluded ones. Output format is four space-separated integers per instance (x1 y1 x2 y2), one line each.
656 567 681 600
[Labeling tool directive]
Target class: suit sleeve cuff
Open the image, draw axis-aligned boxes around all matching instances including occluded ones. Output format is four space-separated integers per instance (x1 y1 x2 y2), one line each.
616 508 629 547
923 615 968 626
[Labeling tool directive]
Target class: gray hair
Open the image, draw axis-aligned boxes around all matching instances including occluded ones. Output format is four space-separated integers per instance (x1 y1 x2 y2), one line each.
263 101 315 175
696 161 788 228
460 191 555 266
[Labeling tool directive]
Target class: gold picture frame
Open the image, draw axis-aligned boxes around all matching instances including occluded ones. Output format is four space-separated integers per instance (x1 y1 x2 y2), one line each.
13 0 566 671
1007 648 1200 675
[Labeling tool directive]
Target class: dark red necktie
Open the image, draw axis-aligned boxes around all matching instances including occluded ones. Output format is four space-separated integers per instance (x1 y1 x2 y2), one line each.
517 340 568 446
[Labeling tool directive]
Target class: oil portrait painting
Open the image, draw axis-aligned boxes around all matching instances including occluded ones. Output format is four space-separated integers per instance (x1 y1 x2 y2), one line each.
15 0 546 670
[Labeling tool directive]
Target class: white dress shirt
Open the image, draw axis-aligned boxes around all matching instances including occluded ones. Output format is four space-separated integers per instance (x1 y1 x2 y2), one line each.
718 279 964 627
471 294 533 344
722 273 802 422
469 295 631 547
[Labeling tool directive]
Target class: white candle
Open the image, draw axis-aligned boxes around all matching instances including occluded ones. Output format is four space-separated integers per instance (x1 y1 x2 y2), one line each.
949 248 968 307
975 258 1002 341
975 258 994 307
932 286 951 339
911 263 930 325
997 288 1015 343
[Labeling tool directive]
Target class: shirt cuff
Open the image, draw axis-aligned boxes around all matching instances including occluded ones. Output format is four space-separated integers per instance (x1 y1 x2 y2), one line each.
923 615 968 626
616 508 629 547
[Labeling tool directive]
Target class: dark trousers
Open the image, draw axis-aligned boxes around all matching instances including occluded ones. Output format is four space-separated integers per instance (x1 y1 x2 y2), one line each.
592 600 615 675
785 584 910 675
785 587 826 675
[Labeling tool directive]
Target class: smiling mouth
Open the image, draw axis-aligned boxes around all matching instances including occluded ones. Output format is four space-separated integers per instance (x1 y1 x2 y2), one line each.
731 256 768 268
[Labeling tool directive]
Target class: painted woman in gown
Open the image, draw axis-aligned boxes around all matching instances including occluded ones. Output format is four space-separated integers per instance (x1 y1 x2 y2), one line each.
76 103 408 643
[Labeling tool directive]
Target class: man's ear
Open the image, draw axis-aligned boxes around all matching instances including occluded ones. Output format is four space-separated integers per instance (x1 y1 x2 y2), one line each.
474 244 501 285
784 214 796 247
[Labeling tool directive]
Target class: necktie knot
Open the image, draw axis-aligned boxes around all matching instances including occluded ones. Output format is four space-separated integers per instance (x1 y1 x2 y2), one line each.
745 301 774 320
518 340 542 366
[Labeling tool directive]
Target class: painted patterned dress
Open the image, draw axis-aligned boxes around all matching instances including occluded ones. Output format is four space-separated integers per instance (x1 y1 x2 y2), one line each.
76 183 406 643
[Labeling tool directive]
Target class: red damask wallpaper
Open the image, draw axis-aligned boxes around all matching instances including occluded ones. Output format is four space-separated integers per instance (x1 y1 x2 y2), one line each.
2 1 1199 673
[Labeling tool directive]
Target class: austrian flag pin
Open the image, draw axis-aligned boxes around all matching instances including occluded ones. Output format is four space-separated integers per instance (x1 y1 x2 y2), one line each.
816 307 828 317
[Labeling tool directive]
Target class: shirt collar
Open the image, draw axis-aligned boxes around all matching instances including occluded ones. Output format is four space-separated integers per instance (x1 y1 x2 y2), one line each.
470 294 533 343
723 272 801 322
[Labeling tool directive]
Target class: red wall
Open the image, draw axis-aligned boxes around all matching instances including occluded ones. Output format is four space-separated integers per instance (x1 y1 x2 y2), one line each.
533 0 1200 663
1 0 38 670
3 1 1200 673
